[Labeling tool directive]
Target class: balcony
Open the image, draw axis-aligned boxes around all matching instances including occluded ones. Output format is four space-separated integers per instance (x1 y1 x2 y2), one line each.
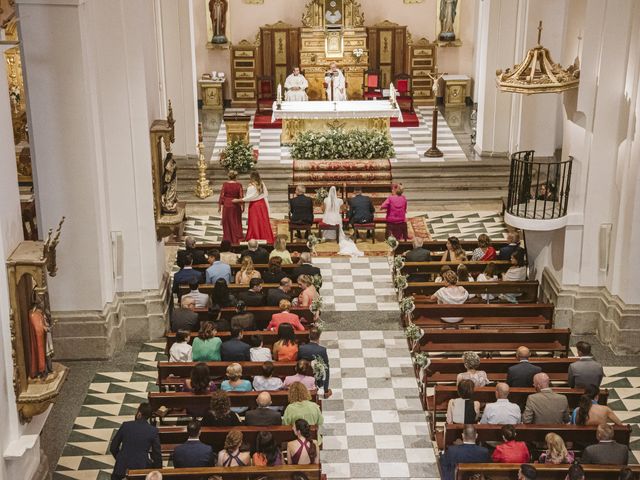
504 151 573 231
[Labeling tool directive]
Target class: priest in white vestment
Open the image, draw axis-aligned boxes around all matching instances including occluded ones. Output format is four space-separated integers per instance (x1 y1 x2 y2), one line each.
325 62 347 101
284 67 309 101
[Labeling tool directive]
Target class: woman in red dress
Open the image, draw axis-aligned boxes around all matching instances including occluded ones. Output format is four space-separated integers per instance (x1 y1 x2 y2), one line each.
233 171 274 243
218 170 244 244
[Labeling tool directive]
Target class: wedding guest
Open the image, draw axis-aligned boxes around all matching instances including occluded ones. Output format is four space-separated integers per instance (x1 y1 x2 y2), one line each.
182 362 216 394
292 252 321 279
476 262 498 301
405 237 432 262
171 296 198 332
435 265 452 283
177 236 207 268
211 278 236 309
217 430 251 467
446 379 480 424
221 363 253 414
186 280 211 309
230 301 256 330
270 235 293 264
202 391 241 427
296 274 318 308
568 341 604 389
289 185 314 238
237 278 265 307
169 330 192 362
267 300 306 332
252 431 284 466
245 393 282 427
430 270 469 304
263 257 289 284
272 323 298 361
219 239 239 265
252 361 284 391
581 423 629 465
192 322 222 362
235 256 262 285
173 254 203 299
298 329 330 396
456 351 489 387
497 231 521 260
220 326 251 361
233 171 274 243
240 239 269 265
380 184 408 240
218 170 244 244
287 419 319 465
205 250 232 285
249 335 272 362
472 234 497 261
284 360 317 391
538 432 575 464
500 248 527 303
282 382 323 427
456 264 474 283
441 236 467 262
266 278 293 307
573 393 622 425
172 420 215 468
479 383 522 425
491 425 530 463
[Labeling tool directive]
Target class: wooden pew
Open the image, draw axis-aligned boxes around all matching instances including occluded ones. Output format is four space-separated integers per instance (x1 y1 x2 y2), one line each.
192 306 315 328
444 424 631 451
395 240 512 255
407 303 554 327
423 357 578 386
148 390 319 420
157 361 298 390
158 425 317 455
417 328 571 357
165 330 310 355
178 283 303 301
191 263 300 275
405 280 539 303
399 260 513 278
455 463 640 480
427 385 608 437
414 315 551 330
193 243 309 254
128 464 322 480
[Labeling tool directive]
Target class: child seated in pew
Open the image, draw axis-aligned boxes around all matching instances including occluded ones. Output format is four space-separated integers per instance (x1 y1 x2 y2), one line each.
218 429 251 467
476 262 498 302
250 335 273 362
435 264 452 283
169 330 192 362
457 264 475 300
429 270 470 304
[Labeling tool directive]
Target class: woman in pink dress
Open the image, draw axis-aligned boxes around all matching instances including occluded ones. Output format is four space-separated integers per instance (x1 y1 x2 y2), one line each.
218 170 244 244
381 184 408 240
233 171 274 243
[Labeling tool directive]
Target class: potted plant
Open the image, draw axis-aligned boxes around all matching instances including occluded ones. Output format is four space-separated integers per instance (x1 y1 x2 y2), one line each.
220 140 256 174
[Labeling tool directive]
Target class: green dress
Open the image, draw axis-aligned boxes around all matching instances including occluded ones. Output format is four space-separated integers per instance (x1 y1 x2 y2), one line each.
191 337 222 361
282 400 324 427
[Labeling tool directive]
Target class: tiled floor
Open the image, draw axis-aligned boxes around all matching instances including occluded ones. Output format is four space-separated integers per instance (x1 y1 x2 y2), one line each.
210 106 468 164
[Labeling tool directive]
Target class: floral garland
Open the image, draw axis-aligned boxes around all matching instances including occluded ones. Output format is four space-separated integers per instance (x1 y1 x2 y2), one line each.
306 234 319 255
310 296 324 315
412 352 430 369
394 274 408 292
405 321 422 342
220 140 255 173
393 255 405 270
399 296 415 314
311 355 328 381
290 128 395 160
312 273 323 290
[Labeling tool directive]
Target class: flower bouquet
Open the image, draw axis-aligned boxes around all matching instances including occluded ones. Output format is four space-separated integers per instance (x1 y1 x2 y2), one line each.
312 273 323 290
306 234 319 256
399 296 415 315
311 354 328 395
315 188 328 204
310 296 324 317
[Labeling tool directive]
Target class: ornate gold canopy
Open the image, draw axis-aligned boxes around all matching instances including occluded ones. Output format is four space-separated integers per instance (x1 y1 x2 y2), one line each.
496 22 579 95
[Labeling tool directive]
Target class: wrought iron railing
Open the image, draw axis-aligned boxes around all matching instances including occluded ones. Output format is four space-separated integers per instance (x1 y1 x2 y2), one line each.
506 151 573 220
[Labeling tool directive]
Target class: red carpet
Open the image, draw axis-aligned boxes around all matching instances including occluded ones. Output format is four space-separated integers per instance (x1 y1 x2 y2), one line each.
391 112 419 127
253 114 281 129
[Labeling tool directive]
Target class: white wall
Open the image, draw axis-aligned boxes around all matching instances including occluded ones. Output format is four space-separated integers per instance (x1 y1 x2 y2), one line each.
193 0 478 99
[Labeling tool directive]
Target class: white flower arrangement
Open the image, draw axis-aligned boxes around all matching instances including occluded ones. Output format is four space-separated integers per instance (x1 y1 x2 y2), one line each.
399 296 415 314
312 274 323 290
412 352 431 369
306 234 319 255
315 188 328 203
290 128 394 160
352 48 364 62
386 235 399 250
394 274 408 291
311 355 328 381
405 321 423 342
310 296 324 314
311 317 325 332
394 255 405 270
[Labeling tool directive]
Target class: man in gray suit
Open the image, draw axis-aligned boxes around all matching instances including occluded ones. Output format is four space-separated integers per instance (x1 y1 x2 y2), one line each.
522 372 570 424
581 423 629 465
568 341 604 389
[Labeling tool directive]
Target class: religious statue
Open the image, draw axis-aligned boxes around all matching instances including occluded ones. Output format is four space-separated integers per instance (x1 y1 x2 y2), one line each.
209 0 228 44
438 0 458 42
285 67 309 101
28 300 54 380
161 152 179 214
325 62 347 101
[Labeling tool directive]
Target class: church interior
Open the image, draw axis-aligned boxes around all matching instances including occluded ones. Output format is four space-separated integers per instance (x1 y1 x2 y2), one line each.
1 0 639 479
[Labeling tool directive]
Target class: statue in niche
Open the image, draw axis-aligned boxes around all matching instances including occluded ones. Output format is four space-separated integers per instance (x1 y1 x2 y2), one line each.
27 296 54 381
438 0 458 41
161 152 178 214
209 0 228 44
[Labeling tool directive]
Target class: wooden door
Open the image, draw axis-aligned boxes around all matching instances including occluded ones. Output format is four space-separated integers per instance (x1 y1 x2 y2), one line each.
259 23 300 90
366 22 408 88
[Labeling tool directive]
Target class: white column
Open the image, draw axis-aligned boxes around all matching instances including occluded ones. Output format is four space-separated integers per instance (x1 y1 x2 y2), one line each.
0 42 41 480
17 0 167 344
158 0 199 157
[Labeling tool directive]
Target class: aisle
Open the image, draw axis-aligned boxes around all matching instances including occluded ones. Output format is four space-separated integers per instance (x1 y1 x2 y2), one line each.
319 329 438 479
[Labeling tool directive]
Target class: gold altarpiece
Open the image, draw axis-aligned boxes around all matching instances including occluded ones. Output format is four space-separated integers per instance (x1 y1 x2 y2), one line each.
299 0 368 100
6 220 69 423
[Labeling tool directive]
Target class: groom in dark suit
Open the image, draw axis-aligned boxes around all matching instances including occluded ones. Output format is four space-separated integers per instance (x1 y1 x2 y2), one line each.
348 187 375 224
289 185 314 238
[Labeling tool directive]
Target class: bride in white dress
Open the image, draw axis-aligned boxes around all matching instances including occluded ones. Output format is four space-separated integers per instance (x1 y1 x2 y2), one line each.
322 186 363 257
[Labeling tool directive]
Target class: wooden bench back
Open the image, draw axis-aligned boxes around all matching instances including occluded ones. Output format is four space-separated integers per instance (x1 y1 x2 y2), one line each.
455 463 640 480
178 283 303 299
157 361 298 388
191 263 299 274
417 328 571 356
165 330 310 353
424 357 578 385
395 240 512 254
412 303 554 319
191 306 314 327
128 464 322 479
400 260 513 276
405 280 539 303
194 243 309 254
158 425 317 453
413 315 551 330
444 424 631 450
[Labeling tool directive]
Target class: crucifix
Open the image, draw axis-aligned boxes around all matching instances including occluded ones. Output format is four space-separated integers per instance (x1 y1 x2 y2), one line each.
424 69 446 158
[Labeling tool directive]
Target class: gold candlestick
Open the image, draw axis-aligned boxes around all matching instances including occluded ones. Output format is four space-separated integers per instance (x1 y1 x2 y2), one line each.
194 123 213 199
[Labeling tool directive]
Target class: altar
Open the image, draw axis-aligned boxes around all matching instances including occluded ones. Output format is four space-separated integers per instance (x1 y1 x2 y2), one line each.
272 100 403 144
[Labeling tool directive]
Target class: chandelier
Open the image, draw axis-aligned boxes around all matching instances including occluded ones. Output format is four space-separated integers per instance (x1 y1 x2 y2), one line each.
496 22 579 94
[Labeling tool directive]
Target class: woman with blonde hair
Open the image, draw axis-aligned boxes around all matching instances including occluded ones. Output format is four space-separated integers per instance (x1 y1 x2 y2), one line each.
283 382 324 427
296 274 318 308
538 432 575 464
429 270 469 304
221 363 252 415
235 255 262 285
233 170 274 243
217 429 251 467
269 235 293 264
218 170 244 244
456 351 489 387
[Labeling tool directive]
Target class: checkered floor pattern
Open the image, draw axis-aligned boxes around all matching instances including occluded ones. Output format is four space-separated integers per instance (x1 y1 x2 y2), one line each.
210 106 468 164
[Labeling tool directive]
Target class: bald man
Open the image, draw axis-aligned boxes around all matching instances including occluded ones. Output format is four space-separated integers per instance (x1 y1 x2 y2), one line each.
244 392 282 426
506 346 542 387
522 373 570 424
480 383 521 424
325 62 346 101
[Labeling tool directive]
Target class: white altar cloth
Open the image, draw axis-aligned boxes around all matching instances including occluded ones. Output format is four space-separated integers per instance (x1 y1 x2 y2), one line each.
272 100 403 123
